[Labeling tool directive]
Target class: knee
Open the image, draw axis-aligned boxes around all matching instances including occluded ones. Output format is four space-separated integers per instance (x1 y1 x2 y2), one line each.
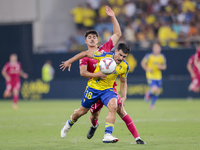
151 87 160 95
80 109 88 116
109 104 117 112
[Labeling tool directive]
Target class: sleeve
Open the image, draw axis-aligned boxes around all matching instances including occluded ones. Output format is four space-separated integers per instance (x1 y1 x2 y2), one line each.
100 38 114 52
2 63 9 72
142 53 149 63
79 57 88 67
121 62 129 78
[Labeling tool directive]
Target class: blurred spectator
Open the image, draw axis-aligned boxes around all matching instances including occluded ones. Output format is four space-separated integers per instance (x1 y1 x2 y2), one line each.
196 0 200 10
180 21 190 36
168 27 179 48
70 3 84 30
98 1 109 22
108 0 124 6
152 0 161 13
159 0 169 12
172 20 181 35
66 0 200 52
145 14 157 25
158 21 171 46
188 22 197 37
111 3 121 17
82 3 96 30
42 60 55 82
86 0 101 15
124 22 136 45
182 0 196 13
123 0 136 22
102 28 112 43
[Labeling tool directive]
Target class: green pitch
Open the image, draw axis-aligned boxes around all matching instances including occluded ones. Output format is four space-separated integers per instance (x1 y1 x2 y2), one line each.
0 99 200 150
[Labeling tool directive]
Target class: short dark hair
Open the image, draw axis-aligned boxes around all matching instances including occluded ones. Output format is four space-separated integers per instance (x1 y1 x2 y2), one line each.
84 30 99 39
117 43 130 54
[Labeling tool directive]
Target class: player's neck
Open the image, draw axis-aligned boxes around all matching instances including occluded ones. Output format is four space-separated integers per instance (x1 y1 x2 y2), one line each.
88 46 98 51
10 62 17 65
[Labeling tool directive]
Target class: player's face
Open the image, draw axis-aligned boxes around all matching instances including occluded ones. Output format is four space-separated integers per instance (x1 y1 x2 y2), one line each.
153 44 161 55
114 49 128 64
10 54 18 63
85 34 98 47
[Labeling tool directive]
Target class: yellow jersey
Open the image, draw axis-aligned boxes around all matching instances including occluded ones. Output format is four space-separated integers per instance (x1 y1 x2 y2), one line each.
142 53 166 80
88 51 129 90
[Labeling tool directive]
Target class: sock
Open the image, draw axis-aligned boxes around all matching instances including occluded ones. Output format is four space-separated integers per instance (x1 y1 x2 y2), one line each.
90 116 98 127
122 114 139 139
67 115 76 127
135 137 141 141
105 123 114 134
151 95 159 105
13 95 19 104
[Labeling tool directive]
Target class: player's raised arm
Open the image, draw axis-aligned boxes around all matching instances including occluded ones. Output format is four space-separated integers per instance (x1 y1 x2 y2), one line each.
60 50 94 71
106 6 122 46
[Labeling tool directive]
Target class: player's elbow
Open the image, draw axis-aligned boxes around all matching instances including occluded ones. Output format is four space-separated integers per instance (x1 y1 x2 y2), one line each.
80 72 85 77
115 32 122 38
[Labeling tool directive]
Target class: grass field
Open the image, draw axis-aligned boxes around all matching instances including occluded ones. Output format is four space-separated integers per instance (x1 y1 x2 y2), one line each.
0 99 200 150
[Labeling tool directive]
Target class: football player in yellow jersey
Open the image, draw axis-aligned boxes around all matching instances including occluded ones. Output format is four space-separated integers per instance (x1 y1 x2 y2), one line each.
60 43 130 143
141 43 167 109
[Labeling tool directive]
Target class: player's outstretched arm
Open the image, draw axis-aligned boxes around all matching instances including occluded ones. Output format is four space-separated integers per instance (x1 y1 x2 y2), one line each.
119 76 127 107
60 50 94 71
106 6 121 46
20 69 28 79
80 65 107 79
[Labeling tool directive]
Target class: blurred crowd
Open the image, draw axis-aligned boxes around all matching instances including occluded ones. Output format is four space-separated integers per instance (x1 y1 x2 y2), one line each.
66 0 200 52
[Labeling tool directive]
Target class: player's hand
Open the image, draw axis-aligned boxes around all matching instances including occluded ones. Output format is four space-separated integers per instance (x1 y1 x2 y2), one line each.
119 97 126 108
105 6 115 17
147 68 152 73
60 60 71 71
94 72 107 79
23 73 28 79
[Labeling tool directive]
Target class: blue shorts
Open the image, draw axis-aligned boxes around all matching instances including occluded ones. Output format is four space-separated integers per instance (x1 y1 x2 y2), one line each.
81 86 117 108
147 79 162 88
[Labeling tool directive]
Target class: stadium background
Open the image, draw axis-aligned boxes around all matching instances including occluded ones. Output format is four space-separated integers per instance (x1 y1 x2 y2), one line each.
0 0 199 99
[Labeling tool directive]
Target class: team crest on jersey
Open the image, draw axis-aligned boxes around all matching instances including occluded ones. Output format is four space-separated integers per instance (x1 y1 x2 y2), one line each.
119 66 122 70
